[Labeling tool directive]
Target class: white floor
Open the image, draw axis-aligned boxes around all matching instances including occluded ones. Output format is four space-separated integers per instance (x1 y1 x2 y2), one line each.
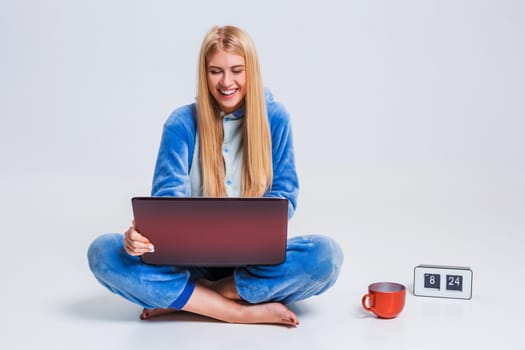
2 167 524 350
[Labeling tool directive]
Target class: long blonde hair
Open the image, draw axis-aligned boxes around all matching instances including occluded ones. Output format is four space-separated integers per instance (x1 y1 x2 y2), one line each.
196 25 272 197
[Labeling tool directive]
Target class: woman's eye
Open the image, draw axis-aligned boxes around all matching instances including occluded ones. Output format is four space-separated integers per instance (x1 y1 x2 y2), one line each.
209 70 221 75
232 70 244 74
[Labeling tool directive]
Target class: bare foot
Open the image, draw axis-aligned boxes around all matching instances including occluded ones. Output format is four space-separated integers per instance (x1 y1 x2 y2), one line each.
236 302 299 327
140 285 299 327
140 308 178 320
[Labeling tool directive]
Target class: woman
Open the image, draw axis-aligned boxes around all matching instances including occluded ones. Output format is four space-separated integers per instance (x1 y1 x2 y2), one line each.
88 25 343 327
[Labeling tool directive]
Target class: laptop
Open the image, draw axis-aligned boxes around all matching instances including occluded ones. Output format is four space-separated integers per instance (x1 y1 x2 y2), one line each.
131 197 288 266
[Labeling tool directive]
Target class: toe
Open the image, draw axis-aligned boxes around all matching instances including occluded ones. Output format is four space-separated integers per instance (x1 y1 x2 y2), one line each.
140 309 150 320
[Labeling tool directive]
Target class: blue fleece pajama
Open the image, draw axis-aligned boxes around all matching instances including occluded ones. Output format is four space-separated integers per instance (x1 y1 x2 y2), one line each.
88 89 343 309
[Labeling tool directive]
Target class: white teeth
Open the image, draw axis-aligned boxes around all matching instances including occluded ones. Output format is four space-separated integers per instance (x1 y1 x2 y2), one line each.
220 89 236 96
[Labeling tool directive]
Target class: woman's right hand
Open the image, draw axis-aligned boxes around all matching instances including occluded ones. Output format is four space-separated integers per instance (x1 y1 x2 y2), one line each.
124 220 155 256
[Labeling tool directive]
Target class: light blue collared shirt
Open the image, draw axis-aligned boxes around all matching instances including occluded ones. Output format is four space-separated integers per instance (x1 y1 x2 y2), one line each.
189 112 244 196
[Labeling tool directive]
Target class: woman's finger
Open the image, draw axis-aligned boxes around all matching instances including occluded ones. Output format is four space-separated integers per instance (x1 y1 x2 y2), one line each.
130 229 148 243
125 230 154 255
125 238 154 256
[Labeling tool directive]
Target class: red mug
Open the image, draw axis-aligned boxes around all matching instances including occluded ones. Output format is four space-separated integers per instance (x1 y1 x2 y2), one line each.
362 282 406 319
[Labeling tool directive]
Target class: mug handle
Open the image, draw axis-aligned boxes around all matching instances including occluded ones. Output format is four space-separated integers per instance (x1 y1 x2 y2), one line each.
362 293 374 311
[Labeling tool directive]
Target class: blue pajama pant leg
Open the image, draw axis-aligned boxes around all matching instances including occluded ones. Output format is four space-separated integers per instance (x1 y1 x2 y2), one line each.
88 233 343 308
87 233 196 310
234 234 344 304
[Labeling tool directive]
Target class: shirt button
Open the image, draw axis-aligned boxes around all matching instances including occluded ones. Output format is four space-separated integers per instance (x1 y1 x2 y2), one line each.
226 179 232 186
223 147 229 153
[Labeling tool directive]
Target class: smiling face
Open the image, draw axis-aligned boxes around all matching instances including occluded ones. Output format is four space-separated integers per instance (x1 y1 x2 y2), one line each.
206 49 247 114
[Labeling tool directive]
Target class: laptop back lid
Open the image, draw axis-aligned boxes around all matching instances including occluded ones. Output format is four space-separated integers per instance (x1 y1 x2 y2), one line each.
132 197 288 266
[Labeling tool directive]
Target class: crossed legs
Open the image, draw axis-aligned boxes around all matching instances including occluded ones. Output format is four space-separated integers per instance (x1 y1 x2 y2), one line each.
88 233 342 327
140 276 299 327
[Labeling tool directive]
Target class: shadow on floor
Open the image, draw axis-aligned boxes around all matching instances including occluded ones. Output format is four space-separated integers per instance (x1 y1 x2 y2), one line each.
60 294 142 322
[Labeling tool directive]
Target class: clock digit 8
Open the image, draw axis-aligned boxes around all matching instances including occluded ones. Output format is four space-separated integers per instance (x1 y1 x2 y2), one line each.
413 264 473 299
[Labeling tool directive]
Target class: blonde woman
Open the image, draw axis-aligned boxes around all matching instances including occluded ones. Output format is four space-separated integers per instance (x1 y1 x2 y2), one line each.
88 25 343 327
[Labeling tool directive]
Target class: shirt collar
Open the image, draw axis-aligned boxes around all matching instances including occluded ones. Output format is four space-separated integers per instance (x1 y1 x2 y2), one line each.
221 105 245 119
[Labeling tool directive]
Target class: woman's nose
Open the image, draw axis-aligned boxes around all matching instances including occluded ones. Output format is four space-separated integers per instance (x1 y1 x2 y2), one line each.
221 72 233 86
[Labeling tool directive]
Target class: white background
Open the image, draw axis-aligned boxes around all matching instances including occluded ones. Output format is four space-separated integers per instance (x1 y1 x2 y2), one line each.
1 0 524 349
